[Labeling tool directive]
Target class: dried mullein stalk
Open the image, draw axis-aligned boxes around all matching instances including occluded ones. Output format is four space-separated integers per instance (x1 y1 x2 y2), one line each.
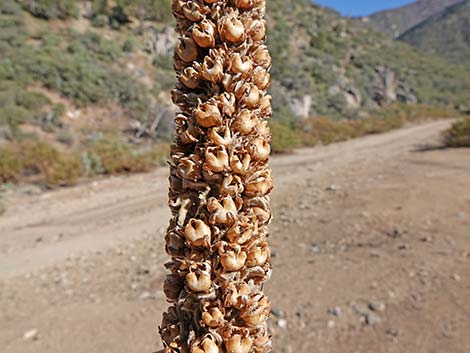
160 0 273 352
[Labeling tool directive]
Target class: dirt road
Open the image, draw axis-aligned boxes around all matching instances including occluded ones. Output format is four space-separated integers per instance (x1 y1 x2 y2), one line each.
1 120 469 353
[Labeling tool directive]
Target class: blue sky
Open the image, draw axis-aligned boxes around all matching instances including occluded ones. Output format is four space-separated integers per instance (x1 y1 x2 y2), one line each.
314 0 415 17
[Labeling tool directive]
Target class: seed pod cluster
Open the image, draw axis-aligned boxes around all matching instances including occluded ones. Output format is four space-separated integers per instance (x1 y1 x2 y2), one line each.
160 0 273 352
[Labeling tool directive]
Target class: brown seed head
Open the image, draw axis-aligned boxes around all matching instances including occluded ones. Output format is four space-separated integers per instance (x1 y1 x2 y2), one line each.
229 52 252 74
252 66 270 90
201 54 224 83
186 262 212 292
176 36 198 62
251 45 271 69
204 146 229 173
184 219 211 247
191 335 220 353
207 196 238 225
230 153 251 175
233 0 254 10
245 169 273 197
249 137 271 161
163 274 185 300
192 19 216 48
232 109 257 134
246 240 270 266
245 18 266 41
218 241 247 271
195 100 223 128
201 305 225 327
225 334 252 353
179 66 201 89
182 0 208 22
219 11 245 43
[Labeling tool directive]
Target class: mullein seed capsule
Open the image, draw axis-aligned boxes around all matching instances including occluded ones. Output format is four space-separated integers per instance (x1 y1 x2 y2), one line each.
160 0 273 351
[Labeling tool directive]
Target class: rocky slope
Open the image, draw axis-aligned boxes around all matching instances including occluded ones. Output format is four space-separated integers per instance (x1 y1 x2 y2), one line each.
268 0 470 119
399 0 470 64
364 0 463 38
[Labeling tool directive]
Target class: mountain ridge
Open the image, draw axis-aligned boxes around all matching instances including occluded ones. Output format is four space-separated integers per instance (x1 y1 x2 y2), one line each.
365 0 464 37
398 0 470 64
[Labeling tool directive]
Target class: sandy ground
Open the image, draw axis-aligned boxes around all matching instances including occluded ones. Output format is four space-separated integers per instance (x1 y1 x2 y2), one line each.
0 120 469 353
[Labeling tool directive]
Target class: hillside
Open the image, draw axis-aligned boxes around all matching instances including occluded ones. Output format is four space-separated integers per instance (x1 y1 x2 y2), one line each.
399 0 470 64
268 0 470 119
0 0 469 188
364 0 463 37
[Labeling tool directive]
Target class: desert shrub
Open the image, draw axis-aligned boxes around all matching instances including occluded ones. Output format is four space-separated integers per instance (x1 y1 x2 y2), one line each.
444 117 470 148
68 30 121 63
122 36 140 52
91 136 166 174
18 0 79 19
91 14 109 27
0 105 32 127
0 145 22 182
80 151 104 176
1 6 151 121
56 130 75 146
301 117 356 145
0 15 27 48
356 116 404 135
269 121 302 152
20 141 82 186
91 0 108 15
90 136 131 174
153 55 176 94
115 0 172 22
0 84 17 107
0 60 17 80
1 0 22 15
12 44 149 117
15 91 51 110
377 104 457 122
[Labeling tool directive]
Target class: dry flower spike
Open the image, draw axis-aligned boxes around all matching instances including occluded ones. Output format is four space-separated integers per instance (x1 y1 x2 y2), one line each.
160 0 273 352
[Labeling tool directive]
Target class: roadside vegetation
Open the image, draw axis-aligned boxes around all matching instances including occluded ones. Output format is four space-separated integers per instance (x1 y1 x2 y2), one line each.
271 104 462 152
443 117 470 148
0 138 167 187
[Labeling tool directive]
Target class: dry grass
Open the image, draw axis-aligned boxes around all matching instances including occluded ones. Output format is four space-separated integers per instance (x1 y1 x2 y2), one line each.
0 138 168 187
444 117 470 148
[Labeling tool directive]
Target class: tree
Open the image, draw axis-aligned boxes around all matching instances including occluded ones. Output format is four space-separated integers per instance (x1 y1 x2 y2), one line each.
159 0 273 352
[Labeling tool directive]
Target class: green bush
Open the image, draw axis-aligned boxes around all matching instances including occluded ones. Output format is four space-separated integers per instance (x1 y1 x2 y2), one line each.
0 60 17 80
91 14 109 28
269 121 302 152
0 84 17 107
56 130 75 146
301 117 356 145
122 36 140 52
18 0 79 19
0 145 22 182
444 117 470 148
20 141 82 186
0 0 22 15
115 0 172 22
92 136 166 174
11 44 149 117
0 16 28 48
0 105 32 127
15 91 51 110
68 30 121 63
